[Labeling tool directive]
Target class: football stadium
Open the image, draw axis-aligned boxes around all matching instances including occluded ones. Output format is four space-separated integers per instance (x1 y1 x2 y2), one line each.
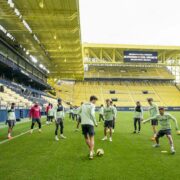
0 0 180 179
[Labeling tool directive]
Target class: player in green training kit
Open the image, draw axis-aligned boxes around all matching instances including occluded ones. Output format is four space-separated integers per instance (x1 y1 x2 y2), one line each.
99 104 104 122
54 99 66 140
147 98 159 141
77 96 98 160
48 104 54 124
111 102 117 133
75 102 83 131
143 107 179 154
102 99 116 142
6 103 16 139
133 101 143 133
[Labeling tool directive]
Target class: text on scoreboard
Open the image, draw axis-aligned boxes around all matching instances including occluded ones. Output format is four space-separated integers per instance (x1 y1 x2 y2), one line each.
124 51 158 63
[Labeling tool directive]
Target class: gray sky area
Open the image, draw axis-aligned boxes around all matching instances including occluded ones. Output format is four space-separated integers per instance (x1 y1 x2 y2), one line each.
79 0 180 46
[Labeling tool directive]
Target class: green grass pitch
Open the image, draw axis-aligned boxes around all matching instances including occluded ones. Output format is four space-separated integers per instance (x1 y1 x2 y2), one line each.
0 112 180 180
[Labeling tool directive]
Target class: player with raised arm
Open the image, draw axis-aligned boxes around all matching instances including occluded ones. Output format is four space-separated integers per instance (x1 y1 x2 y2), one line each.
147 98 159 140
54 98 66 140
77 95 98 160
142 107 179 154
102 99 115 142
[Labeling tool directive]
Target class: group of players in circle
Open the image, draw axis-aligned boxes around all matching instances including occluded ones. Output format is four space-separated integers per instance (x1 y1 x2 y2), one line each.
5 96 179 159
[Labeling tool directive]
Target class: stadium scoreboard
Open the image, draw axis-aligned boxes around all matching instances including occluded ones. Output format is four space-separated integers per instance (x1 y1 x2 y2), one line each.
124 51 158 63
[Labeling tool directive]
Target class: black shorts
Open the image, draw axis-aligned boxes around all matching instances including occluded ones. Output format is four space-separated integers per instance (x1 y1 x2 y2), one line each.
81 124 95 137
134 117 141 121
157 129 171 138
32 118 41 124
7 120 15 128
151 119 158 126
56 118 63 125
104 120 113 128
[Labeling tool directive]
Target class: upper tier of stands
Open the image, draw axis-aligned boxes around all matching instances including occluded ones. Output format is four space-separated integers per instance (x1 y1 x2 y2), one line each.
84 66 175 80
58 81 180 107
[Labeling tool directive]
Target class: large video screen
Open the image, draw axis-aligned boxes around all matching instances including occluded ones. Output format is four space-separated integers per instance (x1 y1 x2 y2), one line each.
124 51 158 63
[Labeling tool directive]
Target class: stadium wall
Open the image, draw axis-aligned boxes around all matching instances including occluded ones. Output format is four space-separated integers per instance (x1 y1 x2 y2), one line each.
96 106 180 112
0 107 179 122
0 109 46 122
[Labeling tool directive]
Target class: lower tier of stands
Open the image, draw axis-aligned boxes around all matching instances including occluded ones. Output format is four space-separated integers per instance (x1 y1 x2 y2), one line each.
0 79 57 109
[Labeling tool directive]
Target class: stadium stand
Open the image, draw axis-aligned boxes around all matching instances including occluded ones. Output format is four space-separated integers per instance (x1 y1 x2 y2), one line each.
0 82 32 108
0 78 56 109
84 66 175 80
42 95 57 107
176 84 180 91
58 80 180 107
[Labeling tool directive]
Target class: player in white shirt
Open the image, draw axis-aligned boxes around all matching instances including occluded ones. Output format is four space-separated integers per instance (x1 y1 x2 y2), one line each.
77 96 98 160
6 103 16 139
147 98 159 141
99 104 104 122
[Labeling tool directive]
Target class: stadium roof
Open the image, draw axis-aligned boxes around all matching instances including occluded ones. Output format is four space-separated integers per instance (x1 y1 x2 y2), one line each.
0 0 84 80
0 0 180 82
83 43 180 50
83 43 180 64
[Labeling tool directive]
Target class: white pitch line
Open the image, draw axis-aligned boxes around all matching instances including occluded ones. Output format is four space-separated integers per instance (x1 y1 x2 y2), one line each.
0 124 46 145
0 116 46 129
0 119 30 129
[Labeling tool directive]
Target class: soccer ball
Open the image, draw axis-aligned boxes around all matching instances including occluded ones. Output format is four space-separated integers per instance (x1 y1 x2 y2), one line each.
177 130 180 135
96 149 104 156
